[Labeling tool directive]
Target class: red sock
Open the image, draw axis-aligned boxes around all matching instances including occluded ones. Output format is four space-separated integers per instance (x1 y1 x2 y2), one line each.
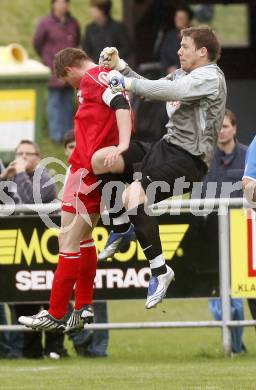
49 252 80 319
75 239 97 310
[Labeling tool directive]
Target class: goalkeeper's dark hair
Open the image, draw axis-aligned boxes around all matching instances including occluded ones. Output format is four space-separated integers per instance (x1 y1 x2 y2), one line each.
54 48 90 78
181 26 221 62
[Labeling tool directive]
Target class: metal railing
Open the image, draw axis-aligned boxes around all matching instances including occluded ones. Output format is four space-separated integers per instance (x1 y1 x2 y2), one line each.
0 197 253 215
0 197 256 357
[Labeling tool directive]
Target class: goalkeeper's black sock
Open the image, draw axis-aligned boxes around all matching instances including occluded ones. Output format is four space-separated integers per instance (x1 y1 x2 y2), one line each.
128 204 166 276
151 264 167 277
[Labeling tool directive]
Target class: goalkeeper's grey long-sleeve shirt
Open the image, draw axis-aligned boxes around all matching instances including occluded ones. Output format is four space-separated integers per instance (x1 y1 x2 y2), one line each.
122 63 227 167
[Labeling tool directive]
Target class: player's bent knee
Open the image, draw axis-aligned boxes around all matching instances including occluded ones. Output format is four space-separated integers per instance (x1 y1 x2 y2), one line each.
242 178 248 190
91 152 104 174
243 178 256 203
109 155 125 174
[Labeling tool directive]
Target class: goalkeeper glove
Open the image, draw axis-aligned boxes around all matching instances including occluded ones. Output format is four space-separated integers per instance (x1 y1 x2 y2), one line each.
108 70 132 93
99 47 126 71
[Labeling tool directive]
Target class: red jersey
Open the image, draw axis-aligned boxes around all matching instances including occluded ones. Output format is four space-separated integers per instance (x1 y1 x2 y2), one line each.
69 66 122 171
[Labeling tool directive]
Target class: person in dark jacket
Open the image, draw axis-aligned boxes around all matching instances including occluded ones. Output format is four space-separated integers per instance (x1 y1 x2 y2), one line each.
202 109 256 354
82 0 131 63
0 140 67 359
33 0 80 143
158 5 193 74
0 163 12 356
0 141 56 204
201 109 247 200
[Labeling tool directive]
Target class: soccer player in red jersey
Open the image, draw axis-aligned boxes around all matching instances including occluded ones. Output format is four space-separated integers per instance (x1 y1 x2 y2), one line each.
18 48 132 331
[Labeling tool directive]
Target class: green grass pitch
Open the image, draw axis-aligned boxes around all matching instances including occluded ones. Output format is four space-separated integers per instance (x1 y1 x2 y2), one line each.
1 299 256 390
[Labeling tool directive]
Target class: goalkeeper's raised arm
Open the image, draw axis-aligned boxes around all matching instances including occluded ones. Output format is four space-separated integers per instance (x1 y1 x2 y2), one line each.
99 46 146 80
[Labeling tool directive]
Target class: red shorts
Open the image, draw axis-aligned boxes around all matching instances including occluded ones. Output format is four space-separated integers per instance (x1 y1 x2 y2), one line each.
62 166 101 215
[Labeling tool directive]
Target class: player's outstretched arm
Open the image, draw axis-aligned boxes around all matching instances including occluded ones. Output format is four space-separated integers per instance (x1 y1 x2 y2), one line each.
104 109 132 168
109 66 220 102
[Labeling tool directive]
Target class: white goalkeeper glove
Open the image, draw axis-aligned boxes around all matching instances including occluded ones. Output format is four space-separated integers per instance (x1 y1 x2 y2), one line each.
108 70 132 93
99 47 126 71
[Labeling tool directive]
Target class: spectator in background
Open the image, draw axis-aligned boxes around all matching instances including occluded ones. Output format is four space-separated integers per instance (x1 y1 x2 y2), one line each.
202 109 247 198
0 162 12 358
201 109 248 354
82 0 132 63
0 140 67 359
157 5 193 74
34 0 80 143
63 129 76 160
0 161 19 358
63 130 109 358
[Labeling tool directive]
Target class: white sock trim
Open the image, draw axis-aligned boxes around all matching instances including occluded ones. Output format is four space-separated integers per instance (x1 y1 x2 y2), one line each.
80 242 95 248
149 254 165 269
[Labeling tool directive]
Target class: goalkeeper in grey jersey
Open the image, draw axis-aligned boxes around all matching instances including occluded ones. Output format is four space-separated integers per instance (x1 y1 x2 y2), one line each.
95 26 227 309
